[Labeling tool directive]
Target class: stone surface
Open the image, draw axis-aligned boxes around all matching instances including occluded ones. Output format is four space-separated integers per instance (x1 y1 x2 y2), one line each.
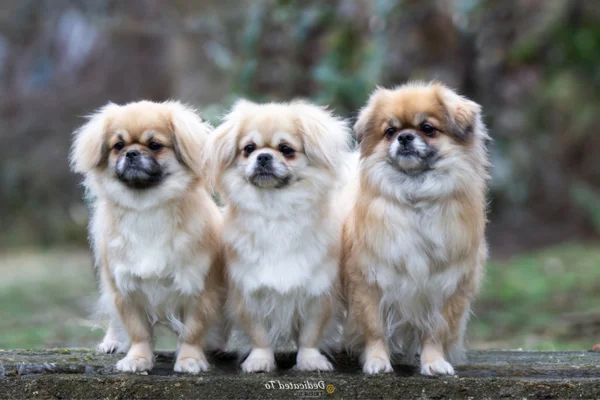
1 349 600 399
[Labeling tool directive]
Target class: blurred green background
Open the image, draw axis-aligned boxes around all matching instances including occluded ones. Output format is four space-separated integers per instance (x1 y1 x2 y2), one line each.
1 0 599 350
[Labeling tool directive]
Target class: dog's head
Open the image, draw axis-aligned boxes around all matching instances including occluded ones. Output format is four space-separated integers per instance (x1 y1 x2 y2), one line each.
210 100 349 199
355 82 487 175
70 101 210 208
354 82 489 198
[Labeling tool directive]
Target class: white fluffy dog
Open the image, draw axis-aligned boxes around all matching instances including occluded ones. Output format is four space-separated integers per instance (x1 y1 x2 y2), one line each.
70 101 224 374
210 100 351 372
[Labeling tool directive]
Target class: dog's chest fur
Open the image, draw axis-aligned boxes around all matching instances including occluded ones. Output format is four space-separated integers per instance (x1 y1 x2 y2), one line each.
99 203 211 312
225 206 339 297
360 196 474 334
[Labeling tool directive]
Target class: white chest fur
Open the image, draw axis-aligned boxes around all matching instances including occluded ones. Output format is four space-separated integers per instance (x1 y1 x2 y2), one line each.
101 205 211 311
225 207 339 297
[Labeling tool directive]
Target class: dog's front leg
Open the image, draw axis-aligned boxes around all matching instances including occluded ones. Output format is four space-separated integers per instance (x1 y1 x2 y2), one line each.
97 318 127 354
174 297 213 374
227 285 275 373
240 314 275 372
114 294 154 373
350 279 392 374
295 294 334 371
420 289 471 376
175 269 224 375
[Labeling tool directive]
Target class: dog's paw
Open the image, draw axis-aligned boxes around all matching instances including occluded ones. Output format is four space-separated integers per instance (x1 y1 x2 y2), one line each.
116 356 153 373
97 340 123 354
363 356 393 374
420 359 454 376
241 351 276 373
241 357 276 373
174 357 210 374
295 353 334 372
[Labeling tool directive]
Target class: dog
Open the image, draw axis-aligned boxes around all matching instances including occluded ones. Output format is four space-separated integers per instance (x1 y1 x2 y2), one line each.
70 100 224 374
209 100 351 372
342 82 489 376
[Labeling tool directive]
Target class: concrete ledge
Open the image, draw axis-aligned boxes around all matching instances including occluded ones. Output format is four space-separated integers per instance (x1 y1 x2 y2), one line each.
1 350 600 399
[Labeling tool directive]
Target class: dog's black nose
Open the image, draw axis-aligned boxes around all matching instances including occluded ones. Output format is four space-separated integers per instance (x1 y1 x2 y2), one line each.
126 150 140 160
398 133 415 145
257 153 273 166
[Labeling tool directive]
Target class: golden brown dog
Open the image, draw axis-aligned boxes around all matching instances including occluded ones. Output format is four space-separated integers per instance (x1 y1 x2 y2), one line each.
343 82 489 375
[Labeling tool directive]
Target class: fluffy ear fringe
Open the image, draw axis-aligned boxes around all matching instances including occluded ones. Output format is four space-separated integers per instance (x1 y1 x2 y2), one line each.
433 82 485 143
70 103 120 174
207 99 257 188
168 101 212 177
208 119 238 188
353 86 387 145
293 101 351 173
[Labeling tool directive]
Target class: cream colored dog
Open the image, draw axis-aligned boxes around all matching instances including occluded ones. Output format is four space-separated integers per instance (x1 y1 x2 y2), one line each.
343 82 489 376
210 100 351 372
70 100 224 374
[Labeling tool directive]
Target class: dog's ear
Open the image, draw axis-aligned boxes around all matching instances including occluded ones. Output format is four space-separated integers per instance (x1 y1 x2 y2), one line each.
169 102 211 177
435 83 483 143
353 106 371 145
209 120 238 179
70 103 119 174
354 87 387 145
209 100 256 185
294 102 350 171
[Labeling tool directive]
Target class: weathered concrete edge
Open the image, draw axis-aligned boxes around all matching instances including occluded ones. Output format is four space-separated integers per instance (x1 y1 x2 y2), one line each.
1 350 600 399
1 374 599 399
2 349 600 377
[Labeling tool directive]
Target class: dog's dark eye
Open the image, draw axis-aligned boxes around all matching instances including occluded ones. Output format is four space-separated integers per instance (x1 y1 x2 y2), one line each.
385 127 397 138
113 142 125 151
148 142 163 152
279 145 295 157
243 144 256 156
421 124 436 136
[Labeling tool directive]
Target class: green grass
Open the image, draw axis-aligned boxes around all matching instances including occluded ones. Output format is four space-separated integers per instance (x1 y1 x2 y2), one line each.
470 243 600 350
1 244 599 350
0 249 176 350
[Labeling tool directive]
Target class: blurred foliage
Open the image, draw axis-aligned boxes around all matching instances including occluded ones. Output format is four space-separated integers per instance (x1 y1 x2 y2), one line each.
472 243 600 350
0 0 599 351
0 0 599 253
